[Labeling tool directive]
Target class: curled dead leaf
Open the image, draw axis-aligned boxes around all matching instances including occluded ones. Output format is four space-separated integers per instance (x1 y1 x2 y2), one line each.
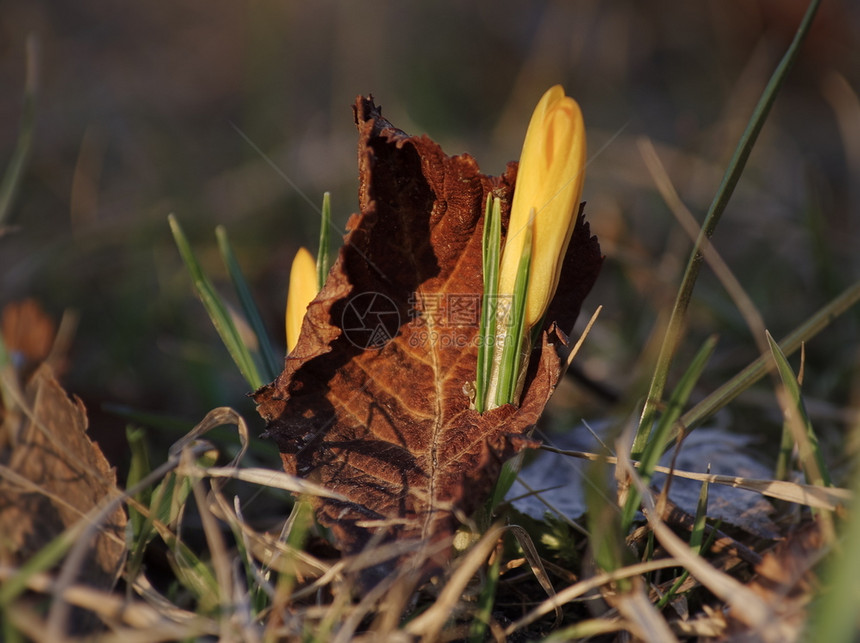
0 364 126 594
254 96 602 585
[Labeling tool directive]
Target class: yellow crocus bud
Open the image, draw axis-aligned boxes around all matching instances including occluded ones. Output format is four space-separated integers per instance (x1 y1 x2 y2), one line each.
286 247 318 352
498 85 586 329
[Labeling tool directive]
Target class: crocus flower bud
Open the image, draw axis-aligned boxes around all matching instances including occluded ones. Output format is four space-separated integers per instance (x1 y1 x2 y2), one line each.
498 85 586 329
286 247 318 352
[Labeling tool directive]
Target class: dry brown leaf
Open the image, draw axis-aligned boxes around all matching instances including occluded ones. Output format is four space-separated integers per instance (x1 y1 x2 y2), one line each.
1 299 56 369
0 364 126 591
255 96 603 585
726 520 824 641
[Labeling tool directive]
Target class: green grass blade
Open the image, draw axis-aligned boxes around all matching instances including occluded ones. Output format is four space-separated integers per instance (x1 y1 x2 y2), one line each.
774 409 796 482
690 476 709 552
632 0 822 458
0 334 8 369
656 479 710 608
103 403 192 434
215 225 280 381
640 336 717 477
0 35 37 226
467 540 501 643
541 619 632 641
808 453 860 641
681 279 860 432
765 331 831 487
585 459 629 580
146 449 221 611
495 212 532 407
153 445 217 528
489 452 523 514
129 471 185 565
317 191 332 290
169 214 264 390
0 522 79 606
162 531 221 613
623 335 717 529
0 335 14 416
227 504 267 615
476 194 501 413
267 497 315 604
1 607 24 643
127 447 217 584
125 426 153 540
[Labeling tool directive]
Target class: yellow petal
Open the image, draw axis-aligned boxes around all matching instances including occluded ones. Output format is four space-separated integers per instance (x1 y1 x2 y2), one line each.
286 247 318 352
499 85 586 328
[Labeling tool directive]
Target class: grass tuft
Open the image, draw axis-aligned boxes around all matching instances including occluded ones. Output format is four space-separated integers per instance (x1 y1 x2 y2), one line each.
169 214 266 390
632 0 823 458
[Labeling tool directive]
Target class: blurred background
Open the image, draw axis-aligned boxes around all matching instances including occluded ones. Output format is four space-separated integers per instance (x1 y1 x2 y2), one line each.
1 0 858 472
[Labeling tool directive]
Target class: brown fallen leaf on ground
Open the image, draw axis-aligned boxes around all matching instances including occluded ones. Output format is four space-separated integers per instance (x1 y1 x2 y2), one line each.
726 520 824 642
254 96 602 585
0 365 126 597
1 298 57 379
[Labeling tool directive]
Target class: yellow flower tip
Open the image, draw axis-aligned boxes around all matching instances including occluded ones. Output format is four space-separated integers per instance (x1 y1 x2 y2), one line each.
286 247 318 352
500 84 587 328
